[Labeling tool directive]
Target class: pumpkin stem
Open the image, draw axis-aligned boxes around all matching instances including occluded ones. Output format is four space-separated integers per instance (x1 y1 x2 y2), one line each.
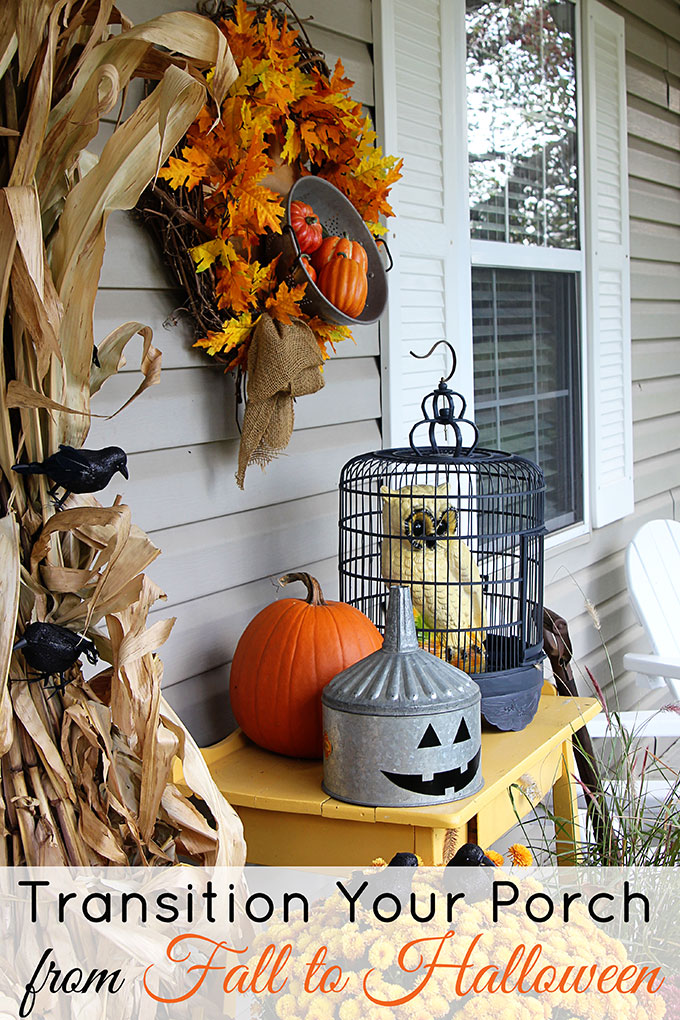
279 572 327 606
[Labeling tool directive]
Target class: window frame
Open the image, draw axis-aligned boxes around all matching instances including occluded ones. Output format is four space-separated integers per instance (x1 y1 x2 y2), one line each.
464 0 591 546
373 0 632 543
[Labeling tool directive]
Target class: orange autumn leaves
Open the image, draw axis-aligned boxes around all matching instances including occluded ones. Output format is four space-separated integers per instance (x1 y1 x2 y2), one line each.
157 0 402 366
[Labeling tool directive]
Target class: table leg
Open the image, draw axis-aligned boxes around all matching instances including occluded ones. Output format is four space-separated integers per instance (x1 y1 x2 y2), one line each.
552 737 581 866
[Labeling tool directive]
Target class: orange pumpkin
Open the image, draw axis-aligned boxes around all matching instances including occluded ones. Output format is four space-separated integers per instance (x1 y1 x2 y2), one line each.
312 234 368 274
290 200 323 253
300 253 317 284
229 572 382 758
318 253 368 318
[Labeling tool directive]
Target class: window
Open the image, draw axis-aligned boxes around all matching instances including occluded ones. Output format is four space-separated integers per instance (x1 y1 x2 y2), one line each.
377 0 633 533
472 267 582 530
466 0 579 249
466 0 584 533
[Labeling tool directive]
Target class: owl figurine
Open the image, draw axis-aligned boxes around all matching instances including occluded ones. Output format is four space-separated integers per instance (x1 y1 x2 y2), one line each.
380 482 486 673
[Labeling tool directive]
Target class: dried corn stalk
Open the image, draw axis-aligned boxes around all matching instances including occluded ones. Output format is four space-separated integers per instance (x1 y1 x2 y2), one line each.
0 0 246 866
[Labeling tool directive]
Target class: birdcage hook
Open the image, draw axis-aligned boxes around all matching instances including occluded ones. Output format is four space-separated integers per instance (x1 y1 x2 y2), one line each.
407 341 479 456
409 340 457 383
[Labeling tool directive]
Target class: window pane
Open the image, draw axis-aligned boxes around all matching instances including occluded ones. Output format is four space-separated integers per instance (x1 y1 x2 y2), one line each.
466 0 579 248
472 268 583 530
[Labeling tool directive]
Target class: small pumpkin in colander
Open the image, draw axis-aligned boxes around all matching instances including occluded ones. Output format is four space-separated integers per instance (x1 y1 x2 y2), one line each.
289 200 323 253
312 234 368 273
317 253 368 319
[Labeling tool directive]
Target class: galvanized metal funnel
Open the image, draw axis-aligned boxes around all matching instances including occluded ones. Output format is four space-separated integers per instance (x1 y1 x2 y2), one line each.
322 586 483 807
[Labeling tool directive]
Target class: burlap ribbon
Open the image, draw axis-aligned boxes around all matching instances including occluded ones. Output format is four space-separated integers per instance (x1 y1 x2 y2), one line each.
236 313 324 488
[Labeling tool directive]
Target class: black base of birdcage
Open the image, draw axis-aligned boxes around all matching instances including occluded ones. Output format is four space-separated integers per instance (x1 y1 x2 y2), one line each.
474 662 544 731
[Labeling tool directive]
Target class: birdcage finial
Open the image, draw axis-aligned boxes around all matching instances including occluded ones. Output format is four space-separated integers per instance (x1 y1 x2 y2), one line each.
407 342 479 456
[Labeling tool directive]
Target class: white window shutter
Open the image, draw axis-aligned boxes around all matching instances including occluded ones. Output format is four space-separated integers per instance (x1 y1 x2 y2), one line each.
583 0 634 528
373 0 472 447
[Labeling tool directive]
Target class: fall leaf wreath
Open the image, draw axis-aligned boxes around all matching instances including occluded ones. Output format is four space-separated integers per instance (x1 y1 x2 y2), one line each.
140 0 402 373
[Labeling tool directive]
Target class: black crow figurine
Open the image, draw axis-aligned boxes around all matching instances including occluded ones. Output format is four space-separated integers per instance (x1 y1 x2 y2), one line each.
449 843 497 868
13 622 99 694
388 852 420 868
446 843 497 906
12 445 128 510
370 851 420 902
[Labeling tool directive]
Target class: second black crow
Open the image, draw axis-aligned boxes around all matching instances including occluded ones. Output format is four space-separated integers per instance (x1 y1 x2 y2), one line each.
446 842 497 905
449 843 497 868
13 622 99 693
370 851 420 902
13 445 128 509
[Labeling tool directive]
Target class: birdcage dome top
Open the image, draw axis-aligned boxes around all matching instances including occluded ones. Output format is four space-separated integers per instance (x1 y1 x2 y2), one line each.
377 445 541 469
339 446 546 498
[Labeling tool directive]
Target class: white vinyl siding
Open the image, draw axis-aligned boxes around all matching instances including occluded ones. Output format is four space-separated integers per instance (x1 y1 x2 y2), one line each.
546 0 680 708
90 0 380 745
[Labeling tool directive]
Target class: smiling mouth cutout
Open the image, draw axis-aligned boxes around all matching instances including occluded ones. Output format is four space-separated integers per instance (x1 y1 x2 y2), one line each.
381 748 481 797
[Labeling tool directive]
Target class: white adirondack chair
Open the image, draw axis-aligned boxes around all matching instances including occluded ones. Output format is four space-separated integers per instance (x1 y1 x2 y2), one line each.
623 518 680 702
589 518 680 740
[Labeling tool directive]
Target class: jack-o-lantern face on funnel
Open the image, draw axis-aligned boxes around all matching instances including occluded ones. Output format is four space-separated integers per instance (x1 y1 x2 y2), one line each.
322 586 483 809
382 719 481 797
322 704 482 807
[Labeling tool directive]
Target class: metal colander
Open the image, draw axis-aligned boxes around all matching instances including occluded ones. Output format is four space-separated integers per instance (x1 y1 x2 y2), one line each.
284 176 390 326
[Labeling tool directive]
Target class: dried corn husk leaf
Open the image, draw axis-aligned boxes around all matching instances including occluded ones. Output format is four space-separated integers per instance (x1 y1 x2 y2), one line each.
15 0 53 81
0 0 17 84
78 799 127 865
37 62 120 214
39 565 97 593
2 187 63 379
0 0 246 874
90 319 163 416
107 575 175 751
9 4 62 188
161 783 220 856
90 321 151 394
138 656 176 843
51 65 206 447
162 702 246 868
71 11 237 109
0 195 23 492
11 682 75 801
29 504 128 574
0 517 19 757
7 378 93 416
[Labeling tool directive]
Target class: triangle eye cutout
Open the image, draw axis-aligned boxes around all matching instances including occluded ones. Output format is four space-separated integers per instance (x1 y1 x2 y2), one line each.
454 718 471 744
418 724 441 748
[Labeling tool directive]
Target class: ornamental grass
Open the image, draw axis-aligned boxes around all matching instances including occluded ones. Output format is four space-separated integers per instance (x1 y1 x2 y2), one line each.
515 655 680 870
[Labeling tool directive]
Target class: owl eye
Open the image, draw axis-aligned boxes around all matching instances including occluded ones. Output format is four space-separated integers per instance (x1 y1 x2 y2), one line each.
404 509 435 548
436 508 457 537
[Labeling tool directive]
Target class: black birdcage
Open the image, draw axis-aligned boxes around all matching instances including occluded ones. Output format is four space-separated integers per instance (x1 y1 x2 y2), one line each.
338 342 546 731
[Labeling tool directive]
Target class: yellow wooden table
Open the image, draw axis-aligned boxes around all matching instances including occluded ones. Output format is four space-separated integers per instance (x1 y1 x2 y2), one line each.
204 694 600 866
